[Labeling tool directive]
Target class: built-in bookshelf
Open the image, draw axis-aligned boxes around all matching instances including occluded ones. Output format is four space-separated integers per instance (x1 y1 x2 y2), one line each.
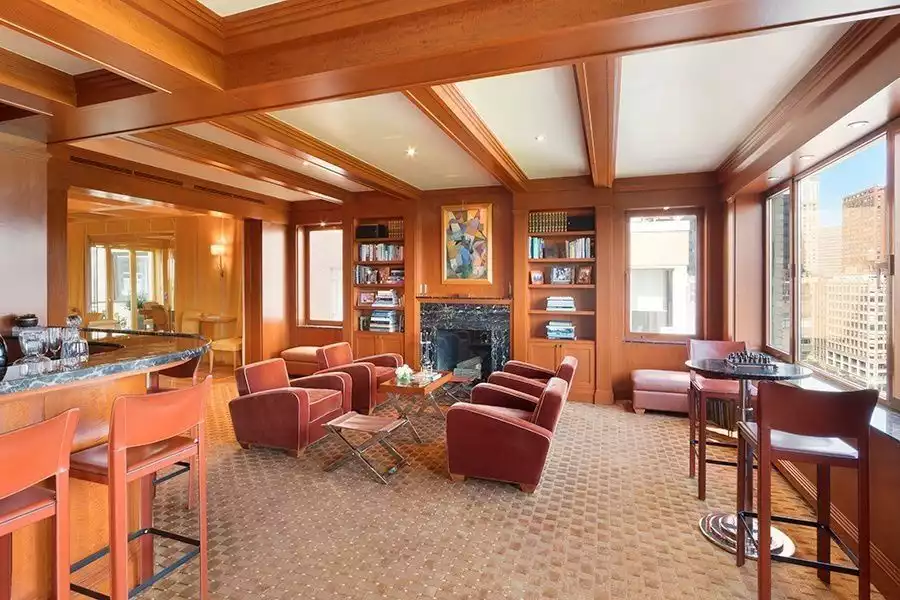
352 218 405 336
525 208 597 343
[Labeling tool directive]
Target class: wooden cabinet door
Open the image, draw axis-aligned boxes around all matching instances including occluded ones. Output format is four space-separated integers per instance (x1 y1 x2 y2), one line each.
354 332 377 359
558 342 595 400
376 333 405 358
526 341 560 373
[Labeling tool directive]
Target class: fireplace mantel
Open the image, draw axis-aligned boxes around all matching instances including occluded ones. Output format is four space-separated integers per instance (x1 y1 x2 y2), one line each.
416 297 512 305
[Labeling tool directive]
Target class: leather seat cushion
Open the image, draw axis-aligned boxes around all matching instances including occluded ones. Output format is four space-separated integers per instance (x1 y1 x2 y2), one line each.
632 369 690 393
281 346 320 363
374 366 395 384
0 486 55 524
694 376 757 397
306 388 343 422
740 423 858 460
71 436 195 480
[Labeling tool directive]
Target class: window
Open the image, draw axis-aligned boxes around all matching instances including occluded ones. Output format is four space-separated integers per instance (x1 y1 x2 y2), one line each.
304 227 343 324
627 212 699 336
88 243 169 329
765 188 792 355
796 136 889 396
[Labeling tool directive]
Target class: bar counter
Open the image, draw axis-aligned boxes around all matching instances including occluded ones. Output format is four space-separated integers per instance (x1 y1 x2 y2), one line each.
0 330 208 600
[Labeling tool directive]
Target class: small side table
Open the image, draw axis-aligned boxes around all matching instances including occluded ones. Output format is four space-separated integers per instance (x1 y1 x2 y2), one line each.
323 412 410 484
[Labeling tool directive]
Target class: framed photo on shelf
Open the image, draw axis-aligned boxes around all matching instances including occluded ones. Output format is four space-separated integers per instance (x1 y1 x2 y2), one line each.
529 270 544 285
358 291 376 305
442 203 492 284
576 265 593 285
550 266 574 285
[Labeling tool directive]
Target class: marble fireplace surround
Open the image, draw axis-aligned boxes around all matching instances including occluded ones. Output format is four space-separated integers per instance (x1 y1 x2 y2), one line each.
418 299 510 376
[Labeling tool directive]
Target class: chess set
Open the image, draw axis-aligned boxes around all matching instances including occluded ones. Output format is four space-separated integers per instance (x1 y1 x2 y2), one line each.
724 351 777 371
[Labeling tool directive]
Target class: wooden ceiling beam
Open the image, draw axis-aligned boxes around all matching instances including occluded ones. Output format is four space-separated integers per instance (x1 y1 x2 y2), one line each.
718 17 900 197
210 114 420 201
45 0 900 141
404 85 529 192
0 0 224 93
128 129 353 204
0 48 75 109
574 58 619 188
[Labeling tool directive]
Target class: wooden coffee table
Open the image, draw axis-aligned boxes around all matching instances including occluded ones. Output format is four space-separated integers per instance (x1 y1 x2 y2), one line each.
379 371 454 443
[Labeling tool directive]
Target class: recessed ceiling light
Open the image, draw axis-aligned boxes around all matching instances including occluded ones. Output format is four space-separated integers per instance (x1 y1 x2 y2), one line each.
663 206 670 211
406 146 417 158
319 221 326 227
799 154 815 161
535 134 546 142
847 120 870 129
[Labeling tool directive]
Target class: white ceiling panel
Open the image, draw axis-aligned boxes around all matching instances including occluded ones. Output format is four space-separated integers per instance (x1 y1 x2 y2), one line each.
71 138 317 202
616 24 849 178
197 0 285 16
0 26 97 74
271 93 498 190
176 123 370 192
455 67 589 179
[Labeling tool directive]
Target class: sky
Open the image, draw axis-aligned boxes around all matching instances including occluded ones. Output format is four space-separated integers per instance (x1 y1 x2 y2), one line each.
811 136 887 227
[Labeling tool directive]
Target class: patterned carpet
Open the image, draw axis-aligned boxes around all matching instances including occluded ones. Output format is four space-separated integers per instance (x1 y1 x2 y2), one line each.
124 375 880 599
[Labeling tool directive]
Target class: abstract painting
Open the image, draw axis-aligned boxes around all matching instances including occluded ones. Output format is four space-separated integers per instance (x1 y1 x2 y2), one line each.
442 203 492 284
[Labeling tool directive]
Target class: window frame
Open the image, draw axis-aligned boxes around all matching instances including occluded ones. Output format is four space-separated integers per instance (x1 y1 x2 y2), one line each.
302 224 344 327
624 207 705 343
763 182 794 363
761 128 895 404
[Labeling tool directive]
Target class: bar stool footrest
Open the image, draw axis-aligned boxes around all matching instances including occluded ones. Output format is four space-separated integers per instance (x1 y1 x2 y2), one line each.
737 510 861 575
152 461 191 486
70 527 200 599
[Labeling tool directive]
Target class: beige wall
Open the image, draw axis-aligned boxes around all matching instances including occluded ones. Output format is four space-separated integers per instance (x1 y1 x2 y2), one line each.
67 215 243 349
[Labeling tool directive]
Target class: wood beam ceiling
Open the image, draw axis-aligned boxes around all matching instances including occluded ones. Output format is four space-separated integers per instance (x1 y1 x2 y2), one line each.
128 129 354 204
39 0 900 141
574 58 619 188
404 85 529 192
0 48 75 109
0 0 224 93
718 17 900 197
210 114 420 201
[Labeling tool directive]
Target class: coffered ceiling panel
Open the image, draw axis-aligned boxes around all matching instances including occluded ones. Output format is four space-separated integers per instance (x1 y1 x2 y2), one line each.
0 26 98 74
615 23 850 178
196 0 286 16
455 66 589 179
176 123 370 192
271 93 498 190
71 138 316 202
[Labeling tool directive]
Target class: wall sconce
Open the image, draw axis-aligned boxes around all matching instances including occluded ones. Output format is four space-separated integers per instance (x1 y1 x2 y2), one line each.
210 242 226 278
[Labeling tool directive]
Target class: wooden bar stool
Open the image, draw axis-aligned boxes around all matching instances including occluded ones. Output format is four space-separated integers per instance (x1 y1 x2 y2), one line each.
69 377 211 600
688 339 747 500
736 381 877 600
0 409 80 600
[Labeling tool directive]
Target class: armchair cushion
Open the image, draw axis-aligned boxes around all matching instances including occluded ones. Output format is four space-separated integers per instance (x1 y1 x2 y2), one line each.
291 372 353 413
487 372 546 398
502 360 555 380
471 383 539 412
305 389 344 422
317 342 354 369
357 353 403 368
373 365 395 384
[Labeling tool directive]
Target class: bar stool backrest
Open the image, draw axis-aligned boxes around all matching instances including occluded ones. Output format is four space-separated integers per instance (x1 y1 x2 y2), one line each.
160 355 202 383
0 409 79 499
757 381 878 441
689 340 747 361
109 377 210 451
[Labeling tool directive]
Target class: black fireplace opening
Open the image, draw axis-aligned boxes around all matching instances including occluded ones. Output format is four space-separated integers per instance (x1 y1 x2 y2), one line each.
435 329 493 381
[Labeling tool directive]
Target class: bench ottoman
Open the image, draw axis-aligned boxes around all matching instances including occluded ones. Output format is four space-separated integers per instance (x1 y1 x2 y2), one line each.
632 369 691 414
281 346 320 377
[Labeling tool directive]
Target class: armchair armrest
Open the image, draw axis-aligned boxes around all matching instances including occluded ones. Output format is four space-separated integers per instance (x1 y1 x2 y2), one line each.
290 372 353 413
471 382 539 412
355 353 403 368
317 363 377 414
228 389 309 451
487 372 545 398
503 360 555 380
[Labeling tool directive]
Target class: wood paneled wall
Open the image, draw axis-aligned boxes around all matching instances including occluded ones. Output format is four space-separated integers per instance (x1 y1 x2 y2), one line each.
730 193 764 349
261 221 290 359
0 134 49 329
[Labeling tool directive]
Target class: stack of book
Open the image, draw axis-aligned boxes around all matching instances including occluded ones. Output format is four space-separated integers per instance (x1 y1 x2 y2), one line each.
359 243 404 262
527 236 594 258
529 211 568 233
386 220 403 239
387 268 405 284
546 296 576 312
565 237 593 258
547 321 576 340
355 266 404 284
372 290 400 307
369 310 401 332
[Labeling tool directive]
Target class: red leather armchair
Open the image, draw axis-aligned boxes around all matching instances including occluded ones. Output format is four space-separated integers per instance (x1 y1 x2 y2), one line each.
229 358 352 457
446 377 568 493
315 342 403 415
489 356 578 399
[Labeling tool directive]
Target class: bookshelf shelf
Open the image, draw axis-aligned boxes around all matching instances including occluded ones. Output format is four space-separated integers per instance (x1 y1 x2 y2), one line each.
354 283 405 289
529 284 595 289
355 305 404 311
529 310 595 316
527 258 594 264
529 231 595 238
357 260 404 266
354 237 404 243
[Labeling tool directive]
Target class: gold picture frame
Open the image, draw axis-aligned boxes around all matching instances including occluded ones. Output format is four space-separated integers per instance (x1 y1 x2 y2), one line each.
442 203 493 284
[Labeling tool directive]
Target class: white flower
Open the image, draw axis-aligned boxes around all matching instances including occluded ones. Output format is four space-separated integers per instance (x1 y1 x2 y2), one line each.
395 364 414 379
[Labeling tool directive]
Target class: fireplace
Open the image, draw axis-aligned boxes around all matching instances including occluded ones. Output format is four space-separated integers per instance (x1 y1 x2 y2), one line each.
419 302 510 381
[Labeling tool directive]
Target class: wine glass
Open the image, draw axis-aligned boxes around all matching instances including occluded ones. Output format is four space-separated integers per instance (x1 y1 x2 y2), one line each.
45 327 63 359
